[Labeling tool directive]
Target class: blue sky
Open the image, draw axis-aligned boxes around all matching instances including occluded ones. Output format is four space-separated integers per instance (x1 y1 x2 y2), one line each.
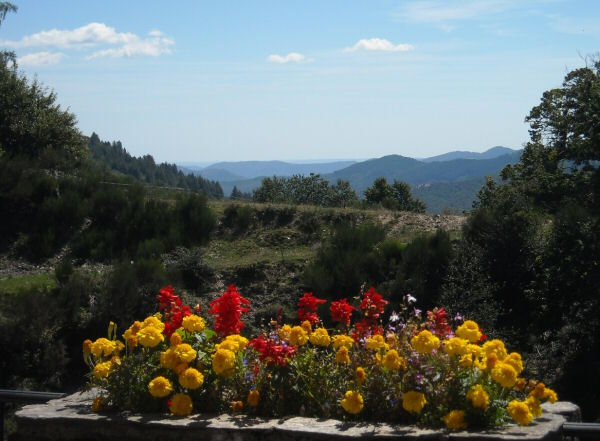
1 1 599 163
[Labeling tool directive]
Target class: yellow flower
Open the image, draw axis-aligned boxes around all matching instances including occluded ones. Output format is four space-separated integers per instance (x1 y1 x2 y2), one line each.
301 320 312 333
174 343 197 363
332 334 354 350
179 367 204 390
507 399 533 426
289 326 308 346
278 324 292 341
443 337 469 356
467 344 483 358
148 376 173 398
93 361 113 379
91 396 106 413
340 390 364 415
382 349 406 371
443 410 467 430
182 314 206 333
466 384 489 410
504 352 523 374
410 330 440 354
365 334 389 351
82 339 93 355
248 390 260 407
491 362 518 388
170 332 182 346
216 334 249 353
485 353 499 370
170 393 193 416
335 346 351 364
356 367 366 385
137 326 164 348
123 321 142 348
459 354 473 368
386 332 399 348
212 348 236 375
542 387 558 403
232 400 244 412
526 396 542 418
402 391 427 413
142 316 165 332
91 338 116 358
455 320 481 343
309 328 331 347
482 339 508 360
174 362 188 375
160 348 178 370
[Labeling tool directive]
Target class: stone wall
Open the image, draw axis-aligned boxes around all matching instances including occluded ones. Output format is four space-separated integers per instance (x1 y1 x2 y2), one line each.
11 390 578 441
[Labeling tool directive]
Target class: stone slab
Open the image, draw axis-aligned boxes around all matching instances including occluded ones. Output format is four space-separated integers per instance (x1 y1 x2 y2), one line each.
12 390 568 441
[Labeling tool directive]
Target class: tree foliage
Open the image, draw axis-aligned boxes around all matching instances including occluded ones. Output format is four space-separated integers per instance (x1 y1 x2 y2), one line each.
364 177 426 212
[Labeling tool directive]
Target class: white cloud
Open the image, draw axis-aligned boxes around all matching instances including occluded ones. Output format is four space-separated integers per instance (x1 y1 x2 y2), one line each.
267 52 307 64
1 22 174 60
17 51 67 67
344 38 415 53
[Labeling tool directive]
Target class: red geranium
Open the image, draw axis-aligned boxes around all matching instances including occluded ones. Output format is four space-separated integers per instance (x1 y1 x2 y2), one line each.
359 287 388 321
426 307 452 338
248 335 296 367
297 292 326 324
157 285 191 337
330 298 356 326
209 284 250 337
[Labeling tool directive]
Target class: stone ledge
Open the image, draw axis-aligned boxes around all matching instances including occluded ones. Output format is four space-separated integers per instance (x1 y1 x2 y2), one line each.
12 390 568 441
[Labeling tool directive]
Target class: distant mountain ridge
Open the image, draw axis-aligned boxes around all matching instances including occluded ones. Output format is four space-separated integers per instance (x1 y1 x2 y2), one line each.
422 146 515 162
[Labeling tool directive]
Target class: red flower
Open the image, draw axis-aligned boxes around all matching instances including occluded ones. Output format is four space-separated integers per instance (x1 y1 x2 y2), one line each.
426 307 452 338
359 287 388 320
330 298 356 326
249 335 296 367
157 285 191 338
209 285 251 337
297 292 326 325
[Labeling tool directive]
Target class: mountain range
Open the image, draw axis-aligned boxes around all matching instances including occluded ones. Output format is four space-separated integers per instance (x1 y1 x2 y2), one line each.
178 146 521 213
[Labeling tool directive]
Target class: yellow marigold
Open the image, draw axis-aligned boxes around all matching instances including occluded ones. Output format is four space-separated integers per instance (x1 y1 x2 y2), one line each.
382 349 406 371
467 344 483 358
365 334 389 351
402 391 427 413
174 362 188 375
91 338 116 358
226 334 249 351
170 393 193 416
443 337 469 356
466 384 489 410
148 376 173 398
410 330 440 354
526 396 542 418
340 390 364 415
179 367 204 390
455 320 482 343
212 348 236 375
215 340 240 352
142 316 165 332
137 326 164 348
278 324 292 341
459 354 473 368
301 320 312 333
115 340 125 353
248 390 260 407
332 334 354 350
543 387 558 403
504 352 523 374
356 367 366 385
123 321 141 348
443 410 467 430
182 314 205 333
174 343 197 363
486 353 499 370
515 377 527 391
507 399 533 426
232 400 244 412
160 348 178 370
491 362 518 388
335 346 351 364
482 339 508 360
93 361 113 379
529 382 546 399
289 326 308 346
386 332 399 348
91 396 106 413
309 328 331 347
170 332 182 346
82 339 93 355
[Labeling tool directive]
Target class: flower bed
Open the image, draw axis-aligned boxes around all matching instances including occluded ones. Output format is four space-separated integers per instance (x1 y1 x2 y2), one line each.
81 285 559 431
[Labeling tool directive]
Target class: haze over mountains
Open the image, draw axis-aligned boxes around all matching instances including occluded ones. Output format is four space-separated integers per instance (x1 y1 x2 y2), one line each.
179 146 520 213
